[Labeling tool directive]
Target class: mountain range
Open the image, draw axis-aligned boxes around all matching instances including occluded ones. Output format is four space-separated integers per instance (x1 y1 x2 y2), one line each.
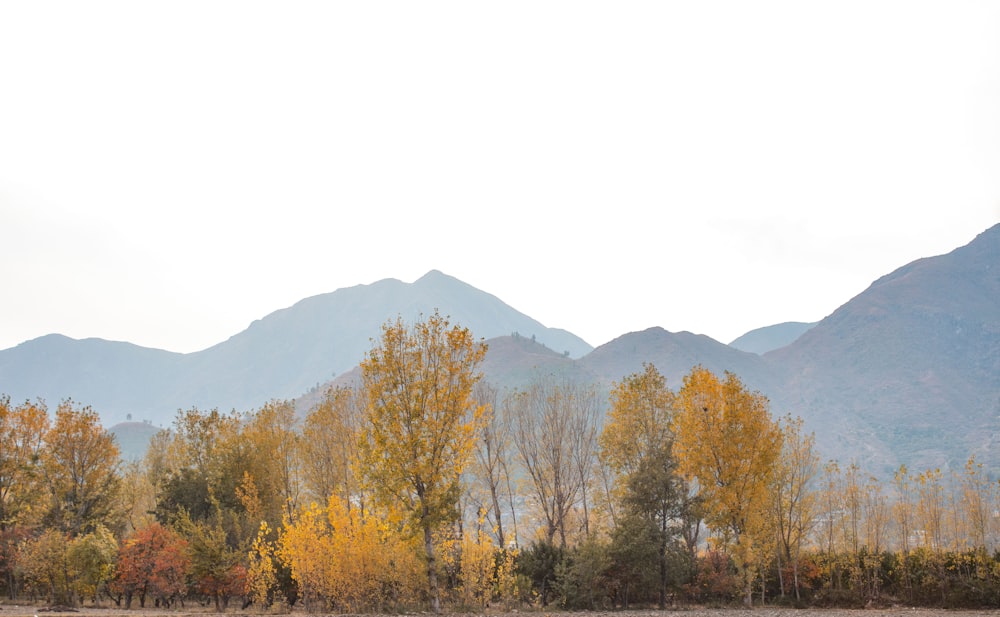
2 224 998 476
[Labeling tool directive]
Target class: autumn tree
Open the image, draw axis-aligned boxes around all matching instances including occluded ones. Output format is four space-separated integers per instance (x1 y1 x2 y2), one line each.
957 456 996 551
67 525 117 605
673 366 783 606
770 415 819 600
178 510 246 611
599 363 690 607
41 400 123 536
0 396 49 597
114 522 189 608
300 386 362 508
243 399 301 524
510 376 600 548
278 496 422 611
16 528 73 605
356 312 487 613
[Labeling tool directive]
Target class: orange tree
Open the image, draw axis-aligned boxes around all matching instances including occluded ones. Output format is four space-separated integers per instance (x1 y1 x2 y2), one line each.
357 312 487 613
673 366 783 606
113 522 189 608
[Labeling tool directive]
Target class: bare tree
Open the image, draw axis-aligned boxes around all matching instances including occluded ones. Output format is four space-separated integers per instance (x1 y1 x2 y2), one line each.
470 382 519 548
510 376 600 547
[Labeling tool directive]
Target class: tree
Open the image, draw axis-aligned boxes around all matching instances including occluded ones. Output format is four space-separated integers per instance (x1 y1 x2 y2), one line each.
243 399 301 524
356 312 487 613
673 366 783 606
510 376 600 548
0 396 48 528
41 400 123 536
599 363 689 607
300 386 362 508
469 381 518 549
15 528 73 605
0 396 49 598
67 525 117 605
114 522 189 609
178 510 246 611
278 497 422 611
770 415 818 600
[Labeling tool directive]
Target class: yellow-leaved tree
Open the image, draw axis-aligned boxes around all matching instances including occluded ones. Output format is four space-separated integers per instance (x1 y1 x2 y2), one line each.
673 366 783 606
599 363 693 608
357 311 487 613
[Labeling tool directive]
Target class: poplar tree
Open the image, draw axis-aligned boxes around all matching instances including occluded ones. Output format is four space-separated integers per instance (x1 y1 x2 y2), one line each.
357 311 487 613
673 366 783 606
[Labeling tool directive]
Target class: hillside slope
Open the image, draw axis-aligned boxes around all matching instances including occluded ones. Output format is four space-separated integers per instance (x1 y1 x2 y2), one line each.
0 271 592 425
767 223 1000 475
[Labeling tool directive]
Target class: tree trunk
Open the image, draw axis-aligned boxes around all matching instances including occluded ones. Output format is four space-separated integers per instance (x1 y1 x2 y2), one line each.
424 522 440 613
658 514 668 609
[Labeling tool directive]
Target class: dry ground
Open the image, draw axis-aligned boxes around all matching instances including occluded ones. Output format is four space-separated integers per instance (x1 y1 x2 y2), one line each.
2 607 1000 617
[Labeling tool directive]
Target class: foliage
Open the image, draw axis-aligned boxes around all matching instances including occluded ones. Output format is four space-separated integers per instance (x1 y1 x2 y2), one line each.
67 525 117 605
600 363 695 606
554 536 613 609
113 522 188 608
515 540 563 606
176 510 246 611
300 386 361 507
357 311 487 612
16 528 73 605
277 497 422 612
0 396 48 530
9 350 1000 611
41 400 124 536
246 521 278 608
673 366 783 605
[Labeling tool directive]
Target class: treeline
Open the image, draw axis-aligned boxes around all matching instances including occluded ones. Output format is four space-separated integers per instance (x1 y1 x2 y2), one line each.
1 311 999 611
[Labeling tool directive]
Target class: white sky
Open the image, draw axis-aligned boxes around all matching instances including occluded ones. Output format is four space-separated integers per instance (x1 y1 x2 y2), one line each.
1 1 998 354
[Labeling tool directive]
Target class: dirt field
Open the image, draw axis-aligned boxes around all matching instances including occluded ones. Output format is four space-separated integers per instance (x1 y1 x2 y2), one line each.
2 608 1000 617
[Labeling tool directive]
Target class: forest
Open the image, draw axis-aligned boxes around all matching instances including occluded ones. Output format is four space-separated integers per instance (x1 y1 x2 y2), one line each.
1 311 998 613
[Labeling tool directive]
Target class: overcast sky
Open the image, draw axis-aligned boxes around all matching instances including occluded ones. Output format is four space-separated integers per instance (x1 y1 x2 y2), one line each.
1 1 998 354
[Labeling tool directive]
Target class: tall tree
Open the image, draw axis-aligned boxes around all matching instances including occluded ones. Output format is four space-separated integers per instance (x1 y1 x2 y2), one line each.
510 376 599 548
599 363 689 607
470 382 518 549
770 415 818 600
356 312 487 613
673 366 783 606
41 400 123 536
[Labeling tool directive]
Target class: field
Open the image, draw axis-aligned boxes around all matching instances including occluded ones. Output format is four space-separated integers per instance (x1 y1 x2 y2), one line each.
3 608 1000 617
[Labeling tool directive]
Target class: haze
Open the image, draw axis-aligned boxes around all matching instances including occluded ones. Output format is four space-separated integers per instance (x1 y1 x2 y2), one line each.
1 2 998 353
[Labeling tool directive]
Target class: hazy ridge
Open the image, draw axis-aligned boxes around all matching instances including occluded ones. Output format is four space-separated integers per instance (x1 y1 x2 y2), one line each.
2 225 998 475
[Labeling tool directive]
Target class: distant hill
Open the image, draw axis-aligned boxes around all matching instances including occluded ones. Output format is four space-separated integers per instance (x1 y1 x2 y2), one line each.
109 421 163 462
298 225 1000 478
2 225 998 478
577 327 781 396
729 322 817 355
0 270 592 426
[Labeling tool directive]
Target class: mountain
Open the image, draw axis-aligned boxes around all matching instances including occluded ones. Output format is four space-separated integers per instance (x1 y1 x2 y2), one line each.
0 270 592 425
729 322 817 355
109 421 163 461
578 327 781 396
765 223 1000 476
2 225 997 478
